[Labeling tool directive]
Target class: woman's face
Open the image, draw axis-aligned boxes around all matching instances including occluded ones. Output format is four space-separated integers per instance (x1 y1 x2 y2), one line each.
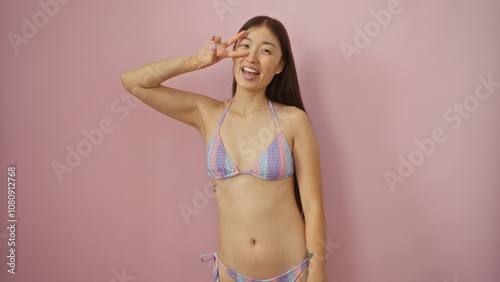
233 25 284 94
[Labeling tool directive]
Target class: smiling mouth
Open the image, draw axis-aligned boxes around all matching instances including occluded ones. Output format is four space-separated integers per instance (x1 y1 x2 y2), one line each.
242 67 260 79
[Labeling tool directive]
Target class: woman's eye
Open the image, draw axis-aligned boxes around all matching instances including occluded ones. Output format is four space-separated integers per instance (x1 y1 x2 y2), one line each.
240 44 249 48
262 49 271 54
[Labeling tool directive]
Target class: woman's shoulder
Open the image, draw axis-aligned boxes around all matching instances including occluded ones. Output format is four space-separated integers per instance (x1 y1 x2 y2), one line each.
197 97 233 140
198 97 231 118
272 102 308 124
272 102 311 142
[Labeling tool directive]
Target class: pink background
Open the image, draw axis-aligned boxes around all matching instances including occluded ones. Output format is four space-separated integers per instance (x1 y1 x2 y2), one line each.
1 0 499 281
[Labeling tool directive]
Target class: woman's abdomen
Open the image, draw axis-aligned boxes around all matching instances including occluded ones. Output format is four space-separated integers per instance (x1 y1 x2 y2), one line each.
215 177 307 279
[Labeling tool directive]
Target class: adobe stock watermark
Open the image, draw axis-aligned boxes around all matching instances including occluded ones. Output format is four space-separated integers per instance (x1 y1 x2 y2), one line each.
385 74 499 191
317 234 341 261
109 267 135 282
236 108 295 165
178 181 216 225
340 0 412 63
212 0 244 21
443 277 458 282
51 93 140 183
7 0 72 54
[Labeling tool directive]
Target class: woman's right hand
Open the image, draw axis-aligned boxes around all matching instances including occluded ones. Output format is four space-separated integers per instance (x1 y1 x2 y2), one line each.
190 30 249 70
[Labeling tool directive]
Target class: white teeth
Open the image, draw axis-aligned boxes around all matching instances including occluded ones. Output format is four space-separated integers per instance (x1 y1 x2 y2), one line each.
243 67 259 74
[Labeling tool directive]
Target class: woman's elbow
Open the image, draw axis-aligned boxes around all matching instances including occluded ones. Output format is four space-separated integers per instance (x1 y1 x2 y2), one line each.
120 73 143 99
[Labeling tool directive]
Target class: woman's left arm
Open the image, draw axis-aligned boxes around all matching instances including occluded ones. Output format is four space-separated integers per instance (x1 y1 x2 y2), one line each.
292 109 327 281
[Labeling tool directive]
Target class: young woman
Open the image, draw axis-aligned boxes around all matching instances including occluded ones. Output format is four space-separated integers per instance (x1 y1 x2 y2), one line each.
121 16 326 282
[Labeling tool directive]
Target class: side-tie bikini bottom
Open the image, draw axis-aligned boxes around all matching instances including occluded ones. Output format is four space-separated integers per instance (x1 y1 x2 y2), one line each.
200 251 313 282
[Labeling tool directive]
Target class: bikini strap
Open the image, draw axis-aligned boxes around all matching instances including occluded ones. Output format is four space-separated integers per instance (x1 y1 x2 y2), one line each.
217 99 234 129
200 253 219 281
268 100 281 132
220 99 280 131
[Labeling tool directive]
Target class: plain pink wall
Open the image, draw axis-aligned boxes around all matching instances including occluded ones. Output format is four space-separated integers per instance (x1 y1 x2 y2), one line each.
1 0 499 281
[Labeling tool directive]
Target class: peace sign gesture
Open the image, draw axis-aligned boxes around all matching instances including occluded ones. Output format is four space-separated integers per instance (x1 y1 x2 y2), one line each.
193 31 249 69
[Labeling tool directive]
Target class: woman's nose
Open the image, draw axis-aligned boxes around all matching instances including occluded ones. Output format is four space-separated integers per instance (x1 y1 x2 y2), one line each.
245 48 258 63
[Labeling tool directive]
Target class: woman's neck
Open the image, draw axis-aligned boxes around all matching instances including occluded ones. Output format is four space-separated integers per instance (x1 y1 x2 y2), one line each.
231 88 269 117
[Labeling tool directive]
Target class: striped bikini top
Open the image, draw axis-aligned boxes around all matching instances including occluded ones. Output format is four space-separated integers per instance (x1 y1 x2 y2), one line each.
207 99 294 180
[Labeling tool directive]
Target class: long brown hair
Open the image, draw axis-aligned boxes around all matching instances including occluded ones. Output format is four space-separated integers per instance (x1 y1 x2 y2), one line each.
232 16 306 217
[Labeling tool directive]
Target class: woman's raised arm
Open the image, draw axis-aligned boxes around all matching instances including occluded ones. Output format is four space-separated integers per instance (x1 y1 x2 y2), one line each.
120 31 248 131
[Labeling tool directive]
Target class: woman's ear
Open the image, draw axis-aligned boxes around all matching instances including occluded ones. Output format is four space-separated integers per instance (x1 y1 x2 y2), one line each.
276 59 286 74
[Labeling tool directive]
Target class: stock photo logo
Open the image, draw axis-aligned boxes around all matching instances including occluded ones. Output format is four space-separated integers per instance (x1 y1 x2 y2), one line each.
109 267 135 282
51 93 139 183
178 181 215 224
7 0 72 54
320 235 341 261
212 0 244 21
339 0 410 63
385 74 499 191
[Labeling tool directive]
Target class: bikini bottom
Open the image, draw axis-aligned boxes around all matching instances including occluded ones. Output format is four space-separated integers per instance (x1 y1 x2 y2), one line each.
200 251 313 282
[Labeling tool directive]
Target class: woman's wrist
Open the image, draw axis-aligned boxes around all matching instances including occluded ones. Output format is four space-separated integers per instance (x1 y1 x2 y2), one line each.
307 271 327 282
182 55 203 71
307 259 326 281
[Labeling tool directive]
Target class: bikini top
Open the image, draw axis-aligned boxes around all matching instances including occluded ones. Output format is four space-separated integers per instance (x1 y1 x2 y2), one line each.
207 99 294 180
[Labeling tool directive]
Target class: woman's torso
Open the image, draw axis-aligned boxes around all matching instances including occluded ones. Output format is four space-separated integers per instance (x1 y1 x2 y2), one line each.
203 99 307 278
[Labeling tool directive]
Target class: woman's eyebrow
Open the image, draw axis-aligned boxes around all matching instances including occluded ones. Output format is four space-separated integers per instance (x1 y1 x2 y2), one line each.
240 36 277 49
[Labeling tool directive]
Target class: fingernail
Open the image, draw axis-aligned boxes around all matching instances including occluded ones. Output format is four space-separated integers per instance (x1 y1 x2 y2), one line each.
209 44 213 50
210 36 215 40
213 44 217 50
